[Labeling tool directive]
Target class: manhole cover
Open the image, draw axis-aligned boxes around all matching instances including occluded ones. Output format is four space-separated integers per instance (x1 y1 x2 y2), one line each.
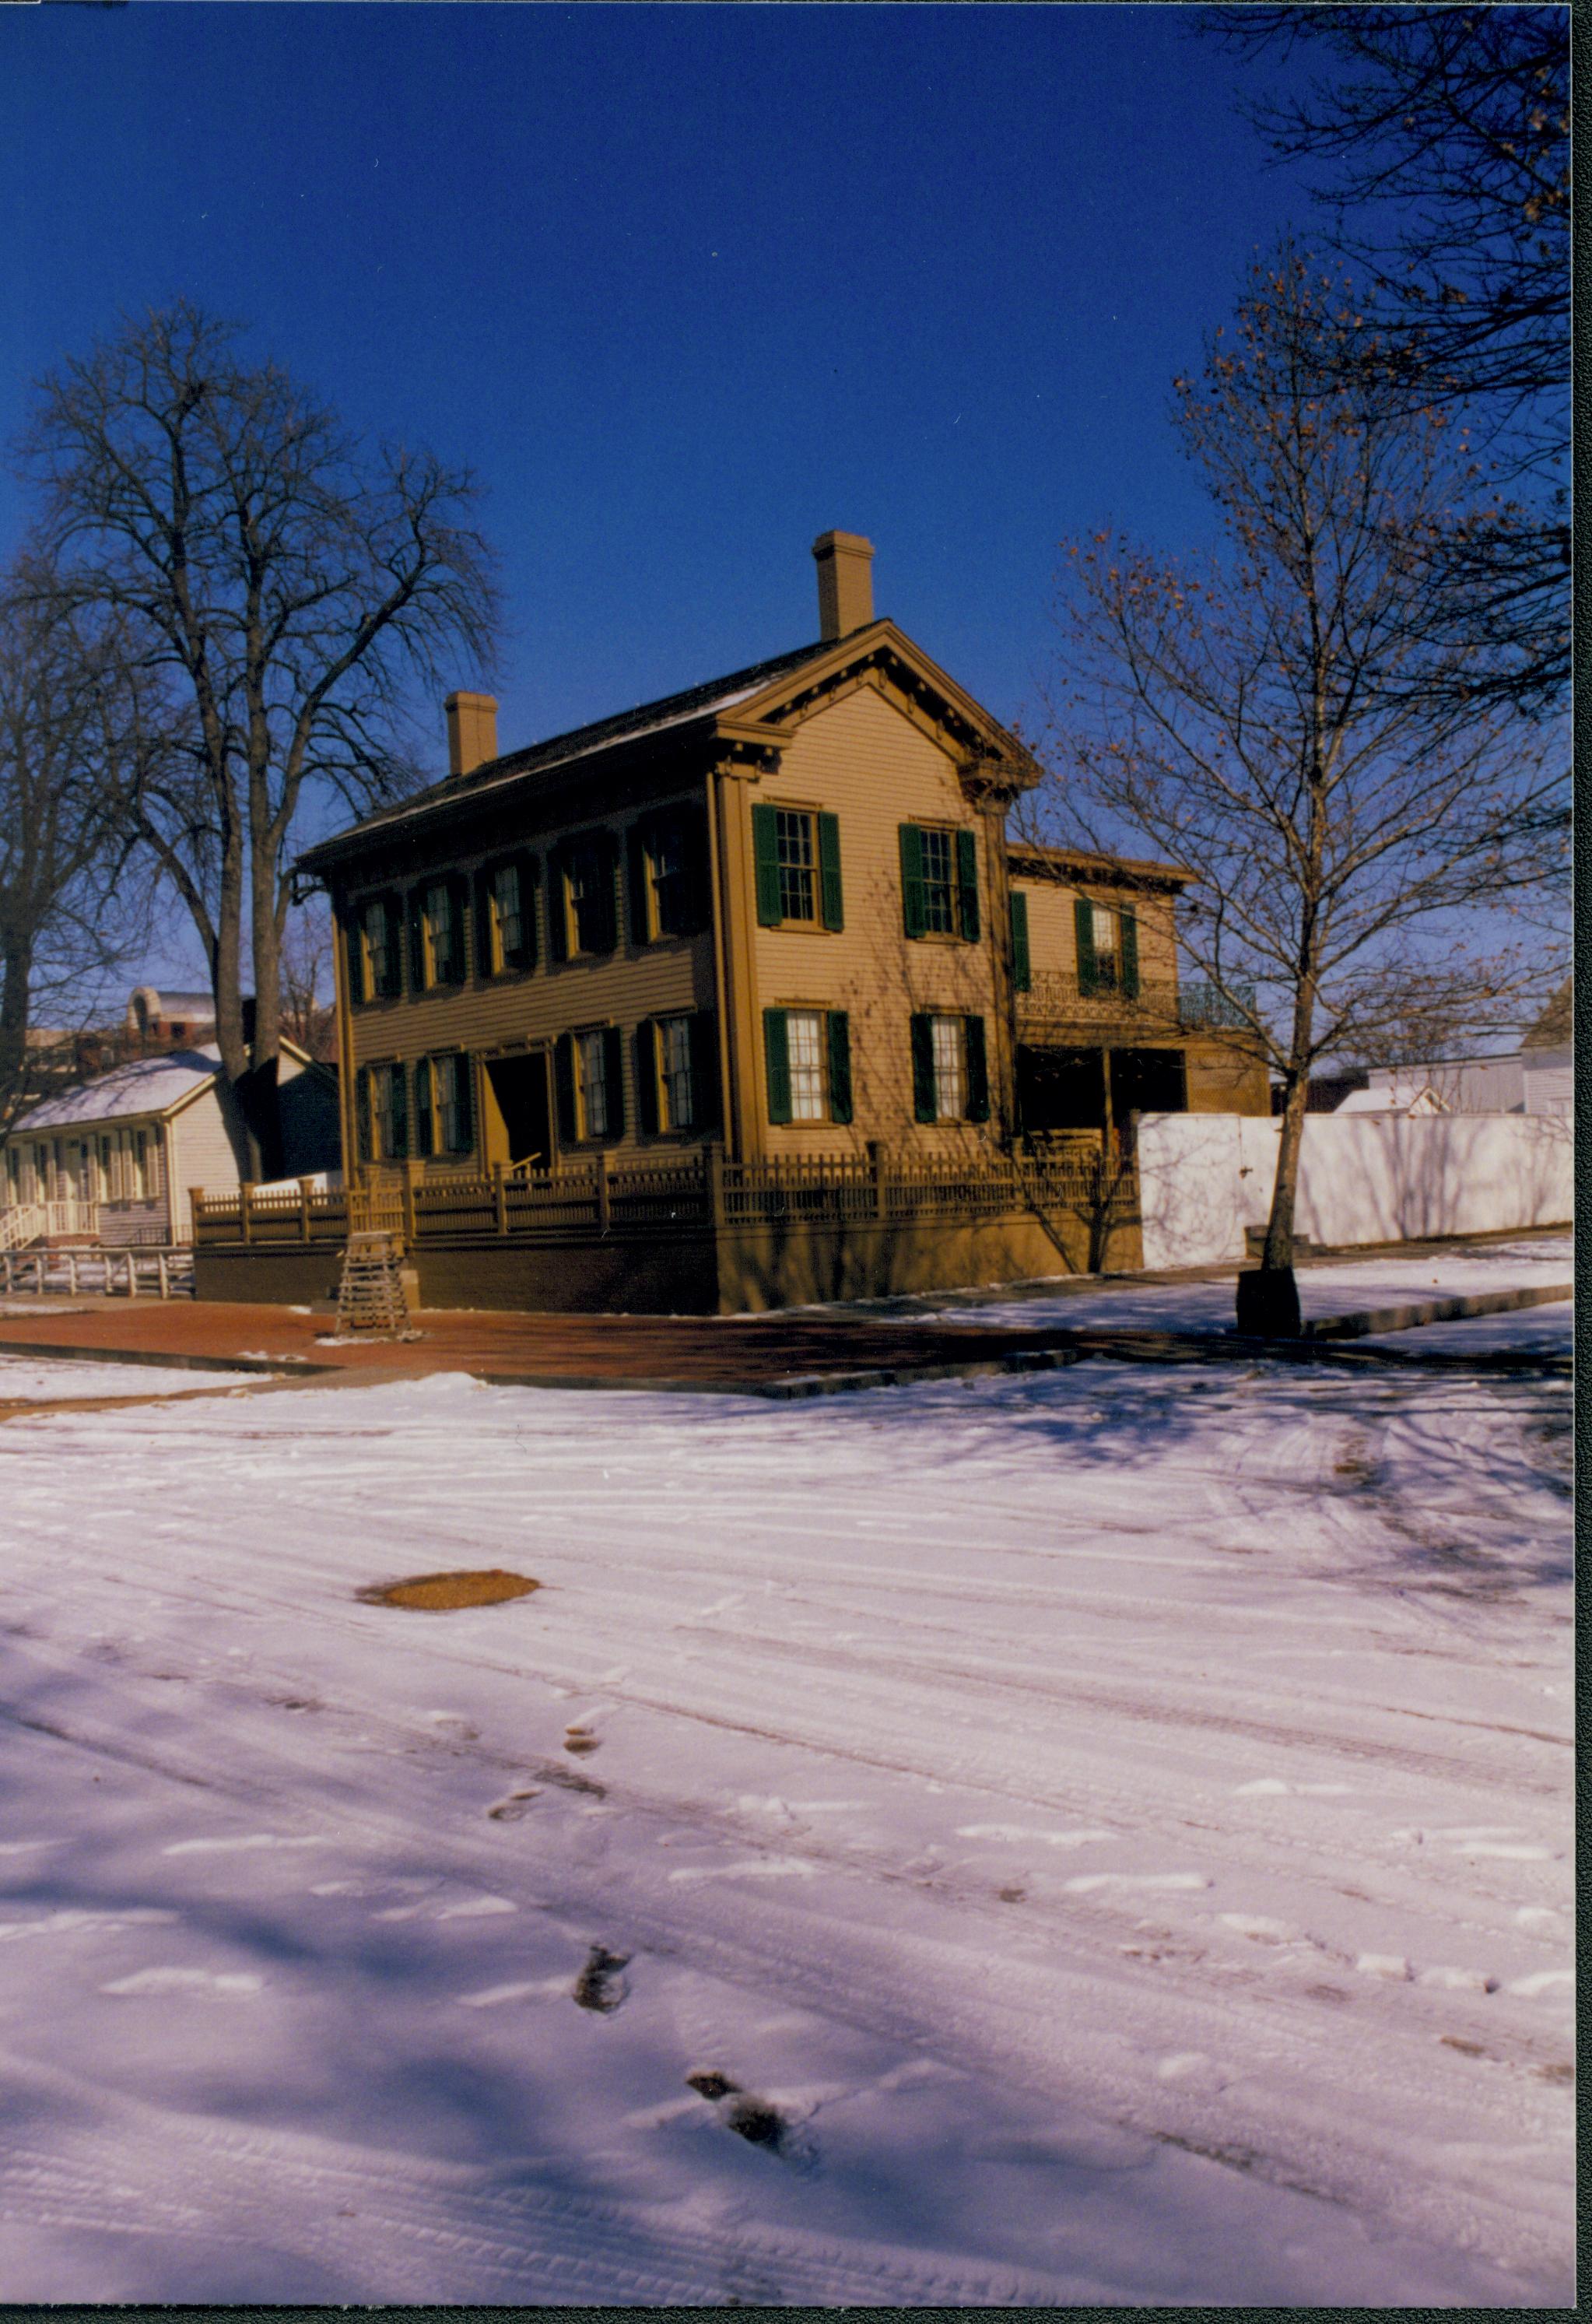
359 1569 540 1612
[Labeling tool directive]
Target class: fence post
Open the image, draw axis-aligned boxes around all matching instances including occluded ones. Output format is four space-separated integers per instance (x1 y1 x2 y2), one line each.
402 1160 419 1246
300 1179 312 1243
494 1161 508 1237
594 1148 611 1234
868 1139 889 1221
68 1250 79 1295
157 1252 170 1300
240 1184 254 1246
706 1143 724 1228
127 1250 139 1299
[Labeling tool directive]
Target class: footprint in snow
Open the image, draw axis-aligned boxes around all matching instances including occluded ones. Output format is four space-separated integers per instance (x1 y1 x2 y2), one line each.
685 2071 815 2171
571 1943 630 2013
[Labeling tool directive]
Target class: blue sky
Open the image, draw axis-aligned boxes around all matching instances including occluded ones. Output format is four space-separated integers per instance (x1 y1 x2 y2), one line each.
2 4 1316 755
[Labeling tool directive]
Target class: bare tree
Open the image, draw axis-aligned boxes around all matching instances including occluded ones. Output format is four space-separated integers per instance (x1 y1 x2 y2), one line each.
279 895 338 1063
0 564 156 1146
1043 248 1567 1334
19 301 501 1175
1209 5 1569 712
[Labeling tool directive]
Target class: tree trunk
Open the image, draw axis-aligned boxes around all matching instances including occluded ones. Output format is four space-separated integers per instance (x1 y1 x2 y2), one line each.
0 929 33 1139
1236 1072 1308 1337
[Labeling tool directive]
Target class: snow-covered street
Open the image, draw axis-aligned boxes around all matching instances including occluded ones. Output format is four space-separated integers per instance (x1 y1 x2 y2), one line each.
0 1339 1573 2304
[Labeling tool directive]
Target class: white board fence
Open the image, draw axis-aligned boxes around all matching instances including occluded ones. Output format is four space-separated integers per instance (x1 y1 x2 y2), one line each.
1136 1111 1573 1272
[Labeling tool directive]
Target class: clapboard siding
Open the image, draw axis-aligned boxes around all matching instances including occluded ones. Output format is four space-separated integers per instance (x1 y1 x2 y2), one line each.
1012 872 1180 985
340 785 717 1164
747 679 1002 1159
168 1085 249 1238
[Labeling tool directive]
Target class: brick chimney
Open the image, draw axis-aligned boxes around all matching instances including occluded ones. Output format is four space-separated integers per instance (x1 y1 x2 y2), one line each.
445 690 499 779
812 531 875 641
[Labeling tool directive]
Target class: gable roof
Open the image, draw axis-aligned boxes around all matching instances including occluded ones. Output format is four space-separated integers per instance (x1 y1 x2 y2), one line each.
296 620 1036 876
12 1037 328 1135
15 1046 224 1132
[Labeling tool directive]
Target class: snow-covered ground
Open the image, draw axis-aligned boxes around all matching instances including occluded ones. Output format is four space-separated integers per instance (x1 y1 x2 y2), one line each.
0 1357 259 1403
912 1234 1573 1336
0 1353 1572 2305
1359 1302 1573 1359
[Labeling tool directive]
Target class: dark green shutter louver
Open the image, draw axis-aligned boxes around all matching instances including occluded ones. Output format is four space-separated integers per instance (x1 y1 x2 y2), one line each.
474 867 495 978
689 1010 721 1132
591 837 619 956
415 1057 434 1156
553 1034 577 1145
964 1016 990 1122
752 803 782 925
355 1068 373 1161
345 909 366 1006
1120 907 1140 999
910 1013 937 1122
391 1062 410 1158
601 1023 625 1139
546 851 569 964
1075 897 1098 997
763 1009 792 1124
445 874 469 982
826 1011 853 1123
627 823 651 946
509 853 537 971
452 1053 474 1153
899 824 926 939
956 828 980 941
408 890 427 992
1010 891 1031 992
380 898 402 996
681 806 710 935
818 813 844 932
636 1020 660 1136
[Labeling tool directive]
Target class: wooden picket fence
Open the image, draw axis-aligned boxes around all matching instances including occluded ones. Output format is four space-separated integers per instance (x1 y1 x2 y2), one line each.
193 1146 1137 1250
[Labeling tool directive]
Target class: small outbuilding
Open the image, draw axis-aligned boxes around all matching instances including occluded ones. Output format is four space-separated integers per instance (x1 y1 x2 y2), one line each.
2 1040 338 1248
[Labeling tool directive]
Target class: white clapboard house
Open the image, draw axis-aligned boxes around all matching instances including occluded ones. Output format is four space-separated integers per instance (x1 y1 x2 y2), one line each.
2 1040 338 1250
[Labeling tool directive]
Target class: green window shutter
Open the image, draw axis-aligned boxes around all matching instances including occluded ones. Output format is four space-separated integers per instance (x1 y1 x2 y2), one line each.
826 1010 853 1124
626 823 651 946
546 852 569 963
1010 891 1031 992
473 867 495 978
1120 907 1140 999
415 1057 434 1156
354 1068 372 1161
553 1034 577 1145
899 824 926 939
391 1062 409 1159
345 910 366 1006
964 1016 990 1122
681 806 711 935
763 1008 792 1125
636 1019 660 1136
407 890 428 992
509 852 537 971
601 1023 625 1138
592 836 619 956
910 1013 937 1122
452 1053 474 1153
752 803 782 926
1075 897 1098 997
689 1010 721 1132
818 812 844 932
956 827 980 941
380 898 403 996
445 875 468 982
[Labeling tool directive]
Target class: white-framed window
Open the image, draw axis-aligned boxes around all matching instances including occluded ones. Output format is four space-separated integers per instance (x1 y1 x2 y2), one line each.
490 861 523 964
657 1014 695 1131
930 1016 967 1119
918 827 957 936
577 1029 612 1139
785 1009 826 1122
363 896 394 996
776 811 817 924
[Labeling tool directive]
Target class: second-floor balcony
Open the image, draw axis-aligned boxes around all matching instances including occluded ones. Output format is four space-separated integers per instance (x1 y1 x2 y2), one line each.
1017 970 1256 1035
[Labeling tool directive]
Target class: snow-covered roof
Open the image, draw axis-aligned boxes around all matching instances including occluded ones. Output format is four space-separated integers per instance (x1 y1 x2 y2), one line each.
13 1045 222 1132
